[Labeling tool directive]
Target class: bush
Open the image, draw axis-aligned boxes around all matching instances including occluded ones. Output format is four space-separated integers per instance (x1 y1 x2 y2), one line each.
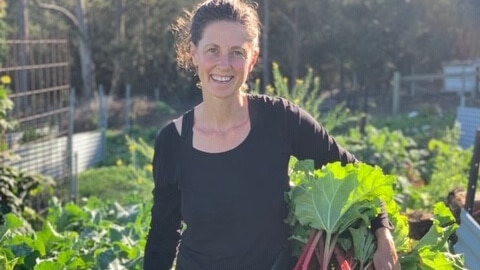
0 167 55 229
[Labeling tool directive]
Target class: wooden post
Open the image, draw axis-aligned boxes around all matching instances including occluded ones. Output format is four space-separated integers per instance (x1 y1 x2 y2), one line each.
410 66 416 96
155 87 160 101
68 87 77 203
392 72 401 116
99 85 107 159
124 84 131 134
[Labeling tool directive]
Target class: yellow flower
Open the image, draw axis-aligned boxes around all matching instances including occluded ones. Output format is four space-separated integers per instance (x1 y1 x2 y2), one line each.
0 75 11 85
145 164 153 172
129 144 136 153
116 159 124 166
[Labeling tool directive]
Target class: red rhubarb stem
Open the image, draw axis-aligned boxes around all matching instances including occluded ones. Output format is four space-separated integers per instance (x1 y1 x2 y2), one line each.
293 230 323 270
334 245 352 270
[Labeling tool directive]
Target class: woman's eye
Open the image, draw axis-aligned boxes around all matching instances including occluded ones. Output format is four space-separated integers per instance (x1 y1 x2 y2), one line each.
207 48 218 54
232 50 245 57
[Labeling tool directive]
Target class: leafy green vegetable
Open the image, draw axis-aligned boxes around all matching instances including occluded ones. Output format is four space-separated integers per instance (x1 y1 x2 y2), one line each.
289 161 396 269
349 226 376 269
0 197 150 269
399 202 465 270
288 159 465 270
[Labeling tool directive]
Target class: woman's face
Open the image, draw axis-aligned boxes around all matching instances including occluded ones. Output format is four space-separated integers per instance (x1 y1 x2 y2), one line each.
191 21 258 99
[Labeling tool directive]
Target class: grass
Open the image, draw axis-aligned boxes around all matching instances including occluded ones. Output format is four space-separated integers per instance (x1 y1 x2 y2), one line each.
78 165 154 206
63 125 160 205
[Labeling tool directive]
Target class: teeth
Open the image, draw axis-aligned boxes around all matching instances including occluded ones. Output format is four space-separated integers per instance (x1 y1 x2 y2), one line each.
212 75 233 82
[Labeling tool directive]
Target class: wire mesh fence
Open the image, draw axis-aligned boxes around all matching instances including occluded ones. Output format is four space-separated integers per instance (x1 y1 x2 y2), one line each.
0 39 72 183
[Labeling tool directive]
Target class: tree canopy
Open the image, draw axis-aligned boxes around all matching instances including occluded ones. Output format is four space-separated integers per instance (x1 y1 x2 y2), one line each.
3 0 479 103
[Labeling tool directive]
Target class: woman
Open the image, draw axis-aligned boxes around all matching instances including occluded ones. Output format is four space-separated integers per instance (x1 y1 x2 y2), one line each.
144 0 399 269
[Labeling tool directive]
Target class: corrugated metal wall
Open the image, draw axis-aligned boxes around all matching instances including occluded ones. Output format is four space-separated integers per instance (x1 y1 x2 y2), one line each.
454 210 480 269
457 106 480 149
6 131 104 179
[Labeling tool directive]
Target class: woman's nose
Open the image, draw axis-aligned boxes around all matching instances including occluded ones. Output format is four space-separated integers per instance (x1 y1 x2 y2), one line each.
217 54 230 66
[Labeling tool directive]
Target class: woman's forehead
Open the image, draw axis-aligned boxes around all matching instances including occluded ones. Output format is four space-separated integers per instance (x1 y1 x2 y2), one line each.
199 21 251 46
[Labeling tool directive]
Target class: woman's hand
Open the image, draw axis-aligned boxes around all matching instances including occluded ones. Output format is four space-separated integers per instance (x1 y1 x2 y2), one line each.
373 227 400 270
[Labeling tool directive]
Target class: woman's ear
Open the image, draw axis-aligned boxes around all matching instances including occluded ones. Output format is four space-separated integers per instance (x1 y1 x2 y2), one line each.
190 42 198 66
248 50 259 72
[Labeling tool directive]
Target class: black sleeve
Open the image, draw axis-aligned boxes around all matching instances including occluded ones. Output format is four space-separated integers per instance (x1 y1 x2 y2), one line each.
284 100 357 167
144 124 182 270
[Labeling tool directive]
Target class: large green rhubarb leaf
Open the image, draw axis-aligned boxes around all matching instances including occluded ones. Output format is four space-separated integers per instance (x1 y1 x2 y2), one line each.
292 162 394 234
293 164 358 234
351 162 396 203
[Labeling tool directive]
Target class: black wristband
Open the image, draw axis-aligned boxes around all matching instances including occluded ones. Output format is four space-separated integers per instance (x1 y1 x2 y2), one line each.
371 214 394 232
370 200 394 232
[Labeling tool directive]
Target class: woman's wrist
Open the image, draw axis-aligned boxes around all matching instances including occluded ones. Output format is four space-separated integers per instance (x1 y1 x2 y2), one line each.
375 227 394 243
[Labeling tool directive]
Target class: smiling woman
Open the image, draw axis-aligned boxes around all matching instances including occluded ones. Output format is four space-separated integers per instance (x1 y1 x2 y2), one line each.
190 20 258 100
143 1 399 270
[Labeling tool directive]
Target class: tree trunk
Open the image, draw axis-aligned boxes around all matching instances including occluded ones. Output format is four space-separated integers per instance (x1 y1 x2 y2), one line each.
33 0 97 102
75 0 96 102
275 2 301 88
291 0 299 83
109 0 125 98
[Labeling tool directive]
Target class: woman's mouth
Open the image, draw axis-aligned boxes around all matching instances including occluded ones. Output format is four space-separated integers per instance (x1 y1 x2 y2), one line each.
211 75 233 83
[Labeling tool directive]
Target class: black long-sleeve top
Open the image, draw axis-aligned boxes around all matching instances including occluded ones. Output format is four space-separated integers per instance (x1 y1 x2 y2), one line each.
144 94 387 270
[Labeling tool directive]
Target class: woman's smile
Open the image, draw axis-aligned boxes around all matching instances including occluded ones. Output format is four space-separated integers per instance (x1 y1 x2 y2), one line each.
211 75 234 83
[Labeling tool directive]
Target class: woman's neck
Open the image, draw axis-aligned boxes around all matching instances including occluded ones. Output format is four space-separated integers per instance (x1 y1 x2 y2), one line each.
195 92 249 133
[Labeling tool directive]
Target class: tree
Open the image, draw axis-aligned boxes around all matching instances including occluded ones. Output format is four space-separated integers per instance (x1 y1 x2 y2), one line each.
109 0 126 98
4 0 472 106
266 0 467 103
87 0 198 100
32 0 97 102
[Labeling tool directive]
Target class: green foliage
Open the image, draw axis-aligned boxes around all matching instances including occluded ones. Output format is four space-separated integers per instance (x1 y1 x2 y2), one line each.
399 202 465 270
290 162 395 235
20 127 47 143
418 124 472 208
78 166 153 206
79 135 154 205
371 109 457 148
5 0 476 103
97 128 157 167
0 0 6 64
96 131 131 167
0 196 151 269
266 62 323 121
288 160 398 269
86 0 196 99
156 100 177 115
287 159 465 269
336 123 472 212
0 75 16 160
0 167 55 229
337 125 428 176
256 63 358 133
